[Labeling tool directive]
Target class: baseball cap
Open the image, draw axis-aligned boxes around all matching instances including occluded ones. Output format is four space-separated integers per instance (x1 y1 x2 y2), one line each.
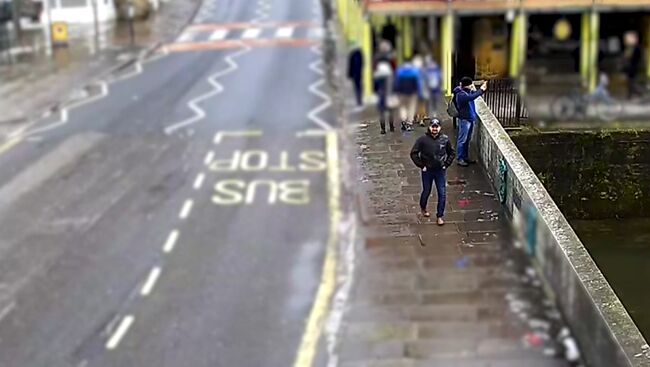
430 118 441 127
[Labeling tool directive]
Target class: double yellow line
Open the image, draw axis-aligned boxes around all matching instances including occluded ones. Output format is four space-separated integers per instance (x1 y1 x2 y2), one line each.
292 131 341 367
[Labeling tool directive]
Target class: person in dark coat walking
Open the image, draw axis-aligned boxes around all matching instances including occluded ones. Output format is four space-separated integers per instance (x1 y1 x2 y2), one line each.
348 44 364 107
410 118 455 225
374 61 395 134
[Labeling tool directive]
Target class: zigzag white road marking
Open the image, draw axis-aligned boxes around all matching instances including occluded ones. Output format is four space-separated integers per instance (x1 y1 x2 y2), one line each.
11 47 170 140
163 43 252 135
164 0 270 134
307 44 333 130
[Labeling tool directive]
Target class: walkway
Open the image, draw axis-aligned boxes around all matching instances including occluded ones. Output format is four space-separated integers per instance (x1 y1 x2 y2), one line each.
338 110 577 366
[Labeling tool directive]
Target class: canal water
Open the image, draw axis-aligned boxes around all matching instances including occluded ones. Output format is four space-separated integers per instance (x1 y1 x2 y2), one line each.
572 218 650 340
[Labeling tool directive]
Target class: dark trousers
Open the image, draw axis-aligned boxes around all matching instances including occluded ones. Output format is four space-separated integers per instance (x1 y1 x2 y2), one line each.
353 77 363 106
420 168 447 218
378 107 394 132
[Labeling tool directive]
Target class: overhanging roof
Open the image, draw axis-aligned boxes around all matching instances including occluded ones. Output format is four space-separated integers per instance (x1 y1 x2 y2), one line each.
364 0 650 15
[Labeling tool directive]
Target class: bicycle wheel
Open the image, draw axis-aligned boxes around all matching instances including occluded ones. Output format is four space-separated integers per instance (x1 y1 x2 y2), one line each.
550 95 577 121
595 100 623 122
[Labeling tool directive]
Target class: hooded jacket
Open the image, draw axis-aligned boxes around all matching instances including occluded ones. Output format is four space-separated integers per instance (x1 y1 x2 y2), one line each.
410 130 455 170
453 86 484 122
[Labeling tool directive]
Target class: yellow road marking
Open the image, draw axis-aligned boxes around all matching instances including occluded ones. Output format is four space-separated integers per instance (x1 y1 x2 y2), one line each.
0 137 22 156
292 131 340 367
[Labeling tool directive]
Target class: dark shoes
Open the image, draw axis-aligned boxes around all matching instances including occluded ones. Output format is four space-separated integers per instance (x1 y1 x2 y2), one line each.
466 159 477 164
380 129 386 134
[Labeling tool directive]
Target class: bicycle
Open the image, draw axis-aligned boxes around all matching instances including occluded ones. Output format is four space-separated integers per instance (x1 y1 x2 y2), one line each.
550 88 623 122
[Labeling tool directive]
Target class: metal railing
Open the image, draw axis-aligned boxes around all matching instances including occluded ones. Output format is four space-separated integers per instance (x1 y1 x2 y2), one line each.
482 78 527 128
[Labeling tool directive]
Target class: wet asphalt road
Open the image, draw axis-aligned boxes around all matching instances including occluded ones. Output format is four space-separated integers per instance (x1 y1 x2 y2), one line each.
0 0 336 366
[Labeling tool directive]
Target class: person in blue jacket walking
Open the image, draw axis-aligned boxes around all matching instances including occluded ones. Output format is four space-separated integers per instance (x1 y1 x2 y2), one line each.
393 58 423 131
424 56 442 118
452 77 488 167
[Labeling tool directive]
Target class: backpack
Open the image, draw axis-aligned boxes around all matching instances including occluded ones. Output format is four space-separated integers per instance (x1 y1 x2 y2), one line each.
446 94 459 118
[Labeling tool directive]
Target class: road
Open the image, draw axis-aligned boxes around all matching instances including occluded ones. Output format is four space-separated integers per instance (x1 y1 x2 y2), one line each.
0 0 338 366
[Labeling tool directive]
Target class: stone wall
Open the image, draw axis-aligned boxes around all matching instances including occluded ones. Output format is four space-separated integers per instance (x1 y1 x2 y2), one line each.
474 98 650 367
509 130 650 219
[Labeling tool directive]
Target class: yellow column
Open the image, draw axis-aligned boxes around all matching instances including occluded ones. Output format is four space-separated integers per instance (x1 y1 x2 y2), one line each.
580 12 590 88
509 12 528 78
403 16 413 60
362 19 373 99
581 11 599 92
441 11 454 96
588 11 599 92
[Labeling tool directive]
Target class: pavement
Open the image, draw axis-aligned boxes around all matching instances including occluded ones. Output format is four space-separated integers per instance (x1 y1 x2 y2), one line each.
0 0 340 366
336 104 582 366
0 0 201 129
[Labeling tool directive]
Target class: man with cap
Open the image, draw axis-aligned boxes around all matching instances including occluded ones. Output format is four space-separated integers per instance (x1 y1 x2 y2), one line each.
410 118 455 225
453 77 488 167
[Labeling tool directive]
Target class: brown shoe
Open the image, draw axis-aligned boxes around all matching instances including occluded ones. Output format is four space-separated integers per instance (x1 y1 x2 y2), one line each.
421 210 431 218
436 217 445 226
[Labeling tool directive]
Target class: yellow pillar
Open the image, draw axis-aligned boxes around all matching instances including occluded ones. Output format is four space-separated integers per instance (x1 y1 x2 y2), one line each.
403 16 413 60
588 11 599 92
362 19 373 99
581 11 599 92
580 12 590 88
509 12 528 78
441 11 454 96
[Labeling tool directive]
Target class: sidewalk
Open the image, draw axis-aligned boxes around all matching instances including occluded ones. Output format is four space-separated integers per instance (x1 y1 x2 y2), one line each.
0 0 200 131
337 107 580 366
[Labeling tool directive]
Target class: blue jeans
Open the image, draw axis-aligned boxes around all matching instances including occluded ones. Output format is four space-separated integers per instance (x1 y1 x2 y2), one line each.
457 119 474 162
420 168 447 218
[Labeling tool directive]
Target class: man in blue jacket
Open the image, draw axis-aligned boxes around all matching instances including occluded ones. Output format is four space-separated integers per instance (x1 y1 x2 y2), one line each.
394 59 423 131
453 77 488 167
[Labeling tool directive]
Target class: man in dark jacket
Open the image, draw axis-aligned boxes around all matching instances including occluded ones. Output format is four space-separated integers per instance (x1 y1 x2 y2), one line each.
453 77 487 167
348 45 364 107
410 119 455 225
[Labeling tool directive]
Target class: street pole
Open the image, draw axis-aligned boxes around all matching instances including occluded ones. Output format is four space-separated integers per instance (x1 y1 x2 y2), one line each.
127 0 134 46
43 0 52 55
91 0 99 53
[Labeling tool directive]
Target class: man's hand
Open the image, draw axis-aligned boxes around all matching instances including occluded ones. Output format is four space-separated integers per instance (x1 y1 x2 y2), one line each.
481 81 488 92
422 167 427 172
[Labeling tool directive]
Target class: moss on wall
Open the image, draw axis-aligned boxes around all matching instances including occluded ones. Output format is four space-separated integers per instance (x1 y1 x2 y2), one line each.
510 129 650 219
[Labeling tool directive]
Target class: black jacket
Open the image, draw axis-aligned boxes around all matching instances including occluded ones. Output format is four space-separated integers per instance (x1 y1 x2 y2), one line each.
410 131 455 170
347 48 363 81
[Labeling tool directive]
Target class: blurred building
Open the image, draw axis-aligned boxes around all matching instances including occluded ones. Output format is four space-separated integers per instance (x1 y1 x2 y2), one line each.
348 0 650 95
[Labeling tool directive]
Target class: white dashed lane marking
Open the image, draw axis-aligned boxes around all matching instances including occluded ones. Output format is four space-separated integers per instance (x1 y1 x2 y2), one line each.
179 199 194 219
106 315 135 350
164 230 180 253
140 267 162 296
194 172 206 190
204 151 215 165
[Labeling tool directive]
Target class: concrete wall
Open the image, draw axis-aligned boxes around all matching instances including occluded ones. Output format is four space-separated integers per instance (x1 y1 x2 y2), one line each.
474 98 650 367
510 130 650 220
